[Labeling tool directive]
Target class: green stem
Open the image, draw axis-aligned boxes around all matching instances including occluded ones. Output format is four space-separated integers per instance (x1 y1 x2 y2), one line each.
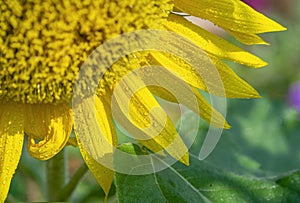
56 163 89 201
46 149 67 201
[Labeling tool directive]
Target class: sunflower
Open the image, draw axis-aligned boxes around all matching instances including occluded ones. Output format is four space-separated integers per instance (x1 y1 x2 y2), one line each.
0 0 285 202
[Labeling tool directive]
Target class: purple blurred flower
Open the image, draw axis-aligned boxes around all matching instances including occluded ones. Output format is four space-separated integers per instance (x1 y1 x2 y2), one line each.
242 0 268 10
289 82 300 113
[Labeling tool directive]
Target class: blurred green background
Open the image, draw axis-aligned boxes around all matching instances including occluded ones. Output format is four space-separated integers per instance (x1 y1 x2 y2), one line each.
7 1 300 202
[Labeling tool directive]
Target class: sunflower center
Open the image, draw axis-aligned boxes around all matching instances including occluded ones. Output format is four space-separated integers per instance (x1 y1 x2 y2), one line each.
0 0 172 104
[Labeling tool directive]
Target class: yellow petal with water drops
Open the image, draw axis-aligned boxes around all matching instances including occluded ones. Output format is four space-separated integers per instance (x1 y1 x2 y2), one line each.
111 73 189 165
173 0 286 34
79 146 114 201
191 87 230 129
0 102 24 203
138 61 229 129
149 51 260 98
74 95 117 198
25 103 72 160
148 84 230 129
165 15 267 68
148 52 206 90
212 59 260 98
165 14 267 68
227 30 269 45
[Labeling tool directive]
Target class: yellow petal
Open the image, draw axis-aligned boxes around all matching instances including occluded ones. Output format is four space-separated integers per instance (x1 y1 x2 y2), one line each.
74 95 117 198
0 102 24 203
212 59 260 98
191 87 230 128
78 145 114 201
149 51 260 98
148 51 206 90
227 30 269 45
111 72 189 165
165 14 267 68
67 137 78 147
173 0 286 34
25 103 72 160
150 85 230 129
142 64 229 129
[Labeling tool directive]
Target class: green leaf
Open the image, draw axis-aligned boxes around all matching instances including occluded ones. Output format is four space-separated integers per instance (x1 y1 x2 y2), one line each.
277 171 300 195
224 98 300 174
115 143 300 203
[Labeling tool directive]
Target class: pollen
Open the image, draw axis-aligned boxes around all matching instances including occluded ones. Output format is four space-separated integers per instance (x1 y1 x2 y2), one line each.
0 0 172 104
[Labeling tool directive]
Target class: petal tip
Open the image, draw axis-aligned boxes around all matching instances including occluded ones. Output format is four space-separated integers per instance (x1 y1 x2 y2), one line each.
273 24 287 32
180 152 190 166
224 121 231 129
255 60 268 68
